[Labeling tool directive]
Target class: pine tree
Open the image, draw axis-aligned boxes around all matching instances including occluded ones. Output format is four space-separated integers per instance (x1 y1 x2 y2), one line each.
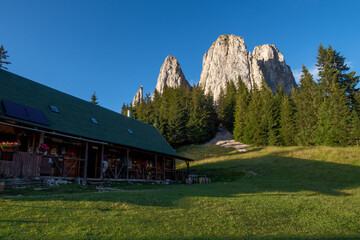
243 84 262 145
350 111 360 146
259 80 276 145
233 77 250 142
90 91 99 105
165 87 188 146
222 81 237 132
187 87 212 143
316 43 359 106
293 65 320 146
279 95 295 146
216 86 226 125
0 45 11 70
314 82 350 146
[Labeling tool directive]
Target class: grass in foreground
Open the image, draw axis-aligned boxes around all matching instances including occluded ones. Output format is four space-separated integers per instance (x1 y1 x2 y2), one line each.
0 146 359 239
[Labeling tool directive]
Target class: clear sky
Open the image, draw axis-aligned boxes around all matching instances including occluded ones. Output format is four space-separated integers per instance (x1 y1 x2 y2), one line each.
2 0 360 112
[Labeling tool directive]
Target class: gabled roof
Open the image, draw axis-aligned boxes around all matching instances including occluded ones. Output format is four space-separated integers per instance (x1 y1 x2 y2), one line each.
0 69 185 159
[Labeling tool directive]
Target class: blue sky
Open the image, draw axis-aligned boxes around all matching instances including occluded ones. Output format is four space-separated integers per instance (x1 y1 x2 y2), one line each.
2 0 360 112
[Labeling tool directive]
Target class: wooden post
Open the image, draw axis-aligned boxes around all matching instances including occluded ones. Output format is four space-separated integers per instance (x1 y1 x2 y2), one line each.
186 160 190 175
32 134 36 153
83 142 88 179
155 154 158 180
163 156 165 180
126 148 129 179
39 132 45 145
100 144 104 180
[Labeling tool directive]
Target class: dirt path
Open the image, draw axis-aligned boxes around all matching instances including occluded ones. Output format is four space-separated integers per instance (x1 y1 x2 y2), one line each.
205 127 249 152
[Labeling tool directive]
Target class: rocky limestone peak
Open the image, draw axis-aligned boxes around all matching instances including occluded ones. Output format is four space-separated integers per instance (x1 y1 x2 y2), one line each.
250 44 296 94
199 34 252 102
199 34 296 102
154 56 191 95
132 85 143 106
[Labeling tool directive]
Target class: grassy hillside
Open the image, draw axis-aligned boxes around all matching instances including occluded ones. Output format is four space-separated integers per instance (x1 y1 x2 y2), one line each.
0 146 359 239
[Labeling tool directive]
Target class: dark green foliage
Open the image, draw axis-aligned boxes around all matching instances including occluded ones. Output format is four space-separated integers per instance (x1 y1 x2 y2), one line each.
233 77 250 142
292 66 321 146
130 86 217 146
187 87 217 143
165 87 188 146
350 111 360 146
279 94 295 146
242 84 262 145
90 91 99 105
260 81 279 146
216 81 237 132
316 43 359 106
314 83 350 146
0 45 11 70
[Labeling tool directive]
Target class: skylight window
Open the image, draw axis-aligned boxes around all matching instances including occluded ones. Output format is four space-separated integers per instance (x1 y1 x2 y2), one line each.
90 117 98 125
49 105 59 113
128 129 134 135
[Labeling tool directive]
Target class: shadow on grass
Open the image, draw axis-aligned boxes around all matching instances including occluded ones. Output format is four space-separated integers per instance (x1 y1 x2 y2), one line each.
3 152 359 208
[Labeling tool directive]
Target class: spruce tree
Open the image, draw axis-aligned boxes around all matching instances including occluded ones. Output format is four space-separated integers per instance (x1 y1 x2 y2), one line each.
316 43 359 106
243 84 262 145
350 111 360 146
187 87 212 143
293 65 320 146
90 91 99 105
279 95 295 146
165 87 188 146
314 82 350 146
0 45 11 70
233 77 250 142
222 81 237 132
259 79 276 145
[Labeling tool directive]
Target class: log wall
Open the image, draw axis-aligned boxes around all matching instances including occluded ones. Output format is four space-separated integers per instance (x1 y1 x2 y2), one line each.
0 152 42 178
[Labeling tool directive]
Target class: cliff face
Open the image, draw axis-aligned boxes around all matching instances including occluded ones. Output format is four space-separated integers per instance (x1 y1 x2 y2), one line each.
199 34 296 101
250 44 296 94
132 85 143 106
154 56 191 95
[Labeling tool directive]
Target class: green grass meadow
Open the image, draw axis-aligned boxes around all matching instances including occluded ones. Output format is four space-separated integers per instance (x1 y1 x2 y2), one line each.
0 146 359 239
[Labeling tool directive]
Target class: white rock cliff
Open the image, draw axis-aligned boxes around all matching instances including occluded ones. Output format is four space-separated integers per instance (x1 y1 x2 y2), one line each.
199 34 296 102
132 85 143 106
154 56 191 95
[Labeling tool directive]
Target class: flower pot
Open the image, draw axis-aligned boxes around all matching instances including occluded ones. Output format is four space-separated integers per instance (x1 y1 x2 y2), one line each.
1 148 17 153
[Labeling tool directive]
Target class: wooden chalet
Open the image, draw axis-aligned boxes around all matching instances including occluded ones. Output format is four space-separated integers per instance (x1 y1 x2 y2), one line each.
0 69 192 182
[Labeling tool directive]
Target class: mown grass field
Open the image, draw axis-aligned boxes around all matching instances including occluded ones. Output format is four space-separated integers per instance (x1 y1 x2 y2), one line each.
0 146 359 239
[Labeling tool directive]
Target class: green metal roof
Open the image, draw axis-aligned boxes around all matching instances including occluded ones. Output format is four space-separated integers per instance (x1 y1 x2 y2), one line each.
0 69 181 158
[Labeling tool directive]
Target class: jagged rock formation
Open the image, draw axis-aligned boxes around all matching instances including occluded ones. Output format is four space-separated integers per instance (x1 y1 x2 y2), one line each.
154 56 191 95
132 85 143 106
199 34 296 102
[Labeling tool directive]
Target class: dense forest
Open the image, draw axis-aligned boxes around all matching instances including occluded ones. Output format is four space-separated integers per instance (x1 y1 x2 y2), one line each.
122 44 360 147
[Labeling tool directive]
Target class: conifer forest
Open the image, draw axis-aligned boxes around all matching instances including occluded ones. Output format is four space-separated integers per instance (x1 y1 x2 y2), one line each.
122 44 360 147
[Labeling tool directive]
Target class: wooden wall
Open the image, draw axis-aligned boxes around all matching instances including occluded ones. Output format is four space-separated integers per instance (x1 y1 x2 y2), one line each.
0 152 42 178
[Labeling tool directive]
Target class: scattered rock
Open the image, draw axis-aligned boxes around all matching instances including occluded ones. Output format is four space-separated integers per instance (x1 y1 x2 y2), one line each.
45 179 70 186
206 127 249 152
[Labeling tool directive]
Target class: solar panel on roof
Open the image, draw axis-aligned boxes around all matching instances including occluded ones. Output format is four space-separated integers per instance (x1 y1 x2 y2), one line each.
25 107 49 126
2 99 30 121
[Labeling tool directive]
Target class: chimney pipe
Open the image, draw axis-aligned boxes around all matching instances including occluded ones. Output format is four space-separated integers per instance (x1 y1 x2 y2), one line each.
127 109 131 118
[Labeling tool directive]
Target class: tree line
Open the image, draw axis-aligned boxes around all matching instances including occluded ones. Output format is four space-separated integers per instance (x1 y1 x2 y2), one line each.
126 43 360 147
227 44 359 146
122 85 218 147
